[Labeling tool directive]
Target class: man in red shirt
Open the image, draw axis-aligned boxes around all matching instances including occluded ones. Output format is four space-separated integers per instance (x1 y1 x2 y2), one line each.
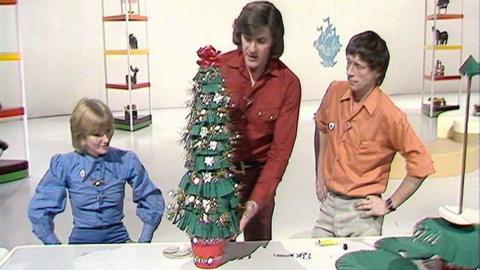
313 31 435 237
219 1 301 241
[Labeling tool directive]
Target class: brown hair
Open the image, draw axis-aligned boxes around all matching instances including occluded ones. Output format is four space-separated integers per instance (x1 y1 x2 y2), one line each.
70 98 114 153
232 1 284 59
346 31 390 86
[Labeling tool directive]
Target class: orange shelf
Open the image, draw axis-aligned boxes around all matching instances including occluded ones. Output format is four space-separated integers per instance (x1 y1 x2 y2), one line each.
0 0 17 5
426 14 463 20
424 74 462 81
103 15 148 21
106 82 150 90
0 107 24 119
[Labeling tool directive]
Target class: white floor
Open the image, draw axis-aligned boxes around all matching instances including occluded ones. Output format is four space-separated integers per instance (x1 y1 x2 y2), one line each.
0 94 478 249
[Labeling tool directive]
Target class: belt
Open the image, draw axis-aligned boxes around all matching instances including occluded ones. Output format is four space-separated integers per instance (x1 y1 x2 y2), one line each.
232 160 265 175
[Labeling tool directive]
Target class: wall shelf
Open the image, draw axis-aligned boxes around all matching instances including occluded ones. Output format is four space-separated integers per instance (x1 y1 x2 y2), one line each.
424 45 463 50
103 14 148 21
421 0 464 118
105 49 149 55
0 52 21 61
0 107 24 119
0 0 16 5
101 0 152 132
0 1 29 183
426 14 463 20
423 74 462 81
106 82 150 90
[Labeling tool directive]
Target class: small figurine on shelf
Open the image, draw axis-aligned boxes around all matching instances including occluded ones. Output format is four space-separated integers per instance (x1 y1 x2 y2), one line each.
129 34 138 50
125 65 139 85
0 139 8 157
434 60 445 77
432 27 448 45
427 96 447 107
121 0 137 15
124 104 138 120
474 103 480 116
437 0 449 14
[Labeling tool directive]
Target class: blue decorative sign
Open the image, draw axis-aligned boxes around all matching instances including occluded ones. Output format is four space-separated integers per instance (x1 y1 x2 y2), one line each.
313 17 341 67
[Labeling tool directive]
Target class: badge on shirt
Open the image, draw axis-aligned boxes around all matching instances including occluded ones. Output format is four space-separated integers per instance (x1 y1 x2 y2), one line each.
328 122 336 130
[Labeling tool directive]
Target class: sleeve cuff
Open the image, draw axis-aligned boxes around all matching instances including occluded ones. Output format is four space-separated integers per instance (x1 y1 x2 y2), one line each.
41 232 61 245
138 223 159 243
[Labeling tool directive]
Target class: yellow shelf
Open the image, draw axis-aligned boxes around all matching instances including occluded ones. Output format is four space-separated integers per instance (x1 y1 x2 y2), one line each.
0 52 21 61
105 49 149 55
424 45 463 50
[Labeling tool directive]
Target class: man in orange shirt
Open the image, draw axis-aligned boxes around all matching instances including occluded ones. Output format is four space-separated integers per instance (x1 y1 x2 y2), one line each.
219 1 301 241
312 31 435 237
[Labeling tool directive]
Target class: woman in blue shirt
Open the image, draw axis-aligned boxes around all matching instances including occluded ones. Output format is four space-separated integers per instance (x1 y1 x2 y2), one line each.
28 98 165 244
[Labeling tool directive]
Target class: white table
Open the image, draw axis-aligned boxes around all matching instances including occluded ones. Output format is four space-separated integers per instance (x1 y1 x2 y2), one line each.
0 238 380 269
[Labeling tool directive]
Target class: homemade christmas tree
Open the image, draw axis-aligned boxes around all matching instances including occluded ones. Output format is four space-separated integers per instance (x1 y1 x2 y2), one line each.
167 46 239 241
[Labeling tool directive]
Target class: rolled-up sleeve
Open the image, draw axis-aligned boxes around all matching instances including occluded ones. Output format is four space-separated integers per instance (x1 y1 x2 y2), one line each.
126 152 165 243
27 155 66 244
391 114 436 178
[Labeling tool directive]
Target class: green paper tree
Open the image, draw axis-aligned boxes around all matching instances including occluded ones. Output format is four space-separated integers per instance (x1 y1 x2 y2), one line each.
167 46 239 240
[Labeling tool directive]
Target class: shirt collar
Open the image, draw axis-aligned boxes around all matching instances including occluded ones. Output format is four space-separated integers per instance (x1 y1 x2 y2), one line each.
340 86 381 116
76 150 114 182
225 49 280 78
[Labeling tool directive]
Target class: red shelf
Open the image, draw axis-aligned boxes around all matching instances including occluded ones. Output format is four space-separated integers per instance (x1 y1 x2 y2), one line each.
0 0 17 5
0 107 24 119
424 74 462 81
106 82 150 90
103 15 148 21
426 14 463 20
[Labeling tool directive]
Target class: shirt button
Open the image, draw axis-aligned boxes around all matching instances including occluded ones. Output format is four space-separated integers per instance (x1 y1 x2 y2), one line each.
257 111 263 117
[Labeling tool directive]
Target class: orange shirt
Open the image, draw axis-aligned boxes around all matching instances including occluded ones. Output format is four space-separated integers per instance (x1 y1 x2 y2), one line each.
315 81 435 197
219 50 301 207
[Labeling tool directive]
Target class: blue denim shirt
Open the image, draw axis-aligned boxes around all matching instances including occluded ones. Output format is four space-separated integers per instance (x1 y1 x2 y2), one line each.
28 147 165 244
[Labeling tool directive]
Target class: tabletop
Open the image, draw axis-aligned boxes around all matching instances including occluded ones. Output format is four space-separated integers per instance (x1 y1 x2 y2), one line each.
0 237 382 269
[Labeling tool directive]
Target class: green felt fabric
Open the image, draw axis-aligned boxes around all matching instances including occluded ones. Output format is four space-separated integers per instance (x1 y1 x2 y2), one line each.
336 250 417 270
414 218 479 268
375 237 434 259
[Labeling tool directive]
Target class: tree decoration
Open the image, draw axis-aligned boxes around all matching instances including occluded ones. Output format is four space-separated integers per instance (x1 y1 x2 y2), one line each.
167 45 239 269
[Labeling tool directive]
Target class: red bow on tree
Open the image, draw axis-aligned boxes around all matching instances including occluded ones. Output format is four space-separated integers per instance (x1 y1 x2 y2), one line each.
196 45 221 68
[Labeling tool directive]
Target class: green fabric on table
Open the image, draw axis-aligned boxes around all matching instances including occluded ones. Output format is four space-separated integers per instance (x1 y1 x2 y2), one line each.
414 218 479 269
336 250 417 270
375 237 435 259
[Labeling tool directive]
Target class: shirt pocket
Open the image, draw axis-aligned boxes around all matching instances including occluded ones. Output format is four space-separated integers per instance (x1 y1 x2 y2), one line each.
248 107 279 139
358 140 381 154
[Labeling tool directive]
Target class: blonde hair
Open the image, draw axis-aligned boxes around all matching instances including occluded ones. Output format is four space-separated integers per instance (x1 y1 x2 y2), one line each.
70 98 114 153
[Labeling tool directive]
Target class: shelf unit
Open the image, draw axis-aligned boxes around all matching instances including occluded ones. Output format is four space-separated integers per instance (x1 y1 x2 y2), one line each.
0 0 29 183
421 0 464 117
101 0 152 131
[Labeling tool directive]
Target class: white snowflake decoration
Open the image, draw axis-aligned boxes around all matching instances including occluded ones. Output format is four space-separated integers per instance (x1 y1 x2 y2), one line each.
204 156 214 167
203 172 212 183
199 127 208 138
209 141 218 150
213 92 223 104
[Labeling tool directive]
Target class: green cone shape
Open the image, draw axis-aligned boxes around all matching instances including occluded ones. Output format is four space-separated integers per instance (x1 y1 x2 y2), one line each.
169 65 239 240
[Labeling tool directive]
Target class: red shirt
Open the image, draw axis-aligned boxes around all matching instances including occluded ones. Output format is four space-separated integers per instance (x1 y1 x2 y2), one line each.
315 81 435 196
219 50 301 207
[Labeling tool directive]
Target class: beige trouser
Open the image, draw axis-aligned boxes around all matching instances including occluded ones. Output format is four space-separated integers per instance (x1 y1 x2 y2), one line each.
311 192 383 238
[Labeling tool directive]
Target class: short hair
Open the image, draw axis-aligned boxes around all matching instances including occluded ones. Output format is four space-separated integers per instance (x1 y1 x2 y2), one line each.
70 98 114 153
346 31 390 86
232 1 284 59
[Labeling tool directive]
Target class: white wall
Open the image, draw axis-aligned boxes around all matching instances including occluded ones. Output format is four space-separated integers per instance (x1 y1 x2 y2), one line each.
1 0 478 118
